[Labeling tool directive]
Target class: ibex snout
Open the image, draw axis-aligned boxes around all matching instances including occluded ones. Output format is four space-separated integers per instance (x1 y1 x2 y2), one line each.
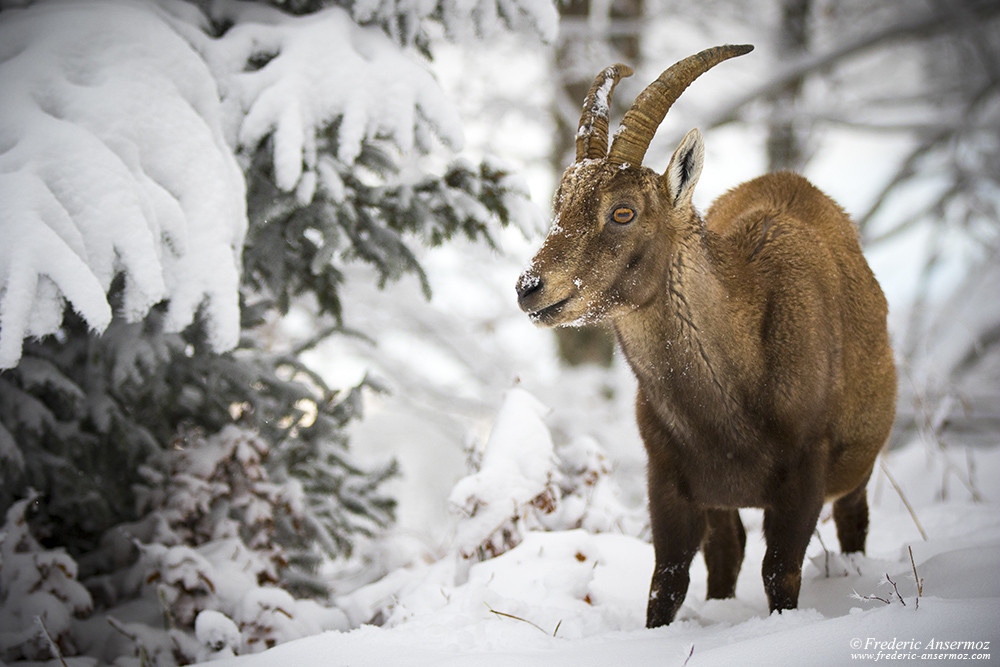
514 271 541 305
515 269 573 326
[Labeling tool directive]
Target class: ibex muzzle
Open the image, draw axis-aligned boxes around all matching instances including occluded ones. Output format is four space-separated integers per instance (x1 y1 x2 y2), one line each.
516 45 896 628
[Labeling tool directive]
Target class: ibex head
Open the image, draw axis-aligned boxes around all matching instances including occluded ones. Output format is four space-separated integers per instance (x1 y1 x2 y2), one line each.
516 45 753 327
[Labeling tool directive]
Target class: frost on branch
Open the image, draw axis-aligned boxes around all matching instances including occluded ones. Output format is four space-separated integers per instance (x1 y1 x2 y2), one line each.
348 0 559 48
0 0 247 369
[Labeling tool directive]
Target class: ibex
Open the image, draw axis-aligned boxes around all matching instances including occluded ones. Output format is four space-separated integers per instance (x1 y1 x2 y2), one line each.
516 45 896 627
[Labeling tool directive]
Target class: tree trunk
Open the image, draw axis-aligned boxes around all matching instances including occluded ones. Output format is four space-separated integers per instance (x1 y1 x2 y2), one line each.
766 0 812 172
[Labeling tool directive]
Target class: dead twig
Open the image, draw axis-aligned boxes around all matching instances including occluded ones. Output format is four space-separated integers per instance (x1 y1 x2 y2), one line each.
815 529 831 578
484 602 556 637
107 617 155 667
35 616 68 667
885 573 906 606
908 545 924 609
879 458 928 541
852 589 891 605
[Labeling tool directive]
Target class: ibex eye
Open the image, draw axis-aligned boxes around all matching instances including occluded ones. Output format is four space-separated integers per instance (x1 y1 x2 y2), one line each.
612 207 635 224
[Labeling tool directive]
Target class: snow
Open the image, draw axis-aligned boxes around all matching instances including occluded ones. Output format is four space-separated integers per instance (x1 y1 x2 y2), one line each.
448 388 556 558
1 1 996 665
195 610 240 660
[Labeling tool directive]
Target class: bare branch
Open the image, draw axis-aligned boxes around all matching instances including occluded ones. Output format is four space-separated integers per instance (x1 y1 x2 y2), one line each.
885 573 907 606
702 0 1000 130
858 79 999 239
928 0 1000 86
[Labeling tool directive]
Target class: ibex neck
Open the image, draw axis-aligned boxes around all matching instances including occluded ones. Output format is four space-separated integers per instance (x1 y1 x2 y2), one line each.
613 228 758 414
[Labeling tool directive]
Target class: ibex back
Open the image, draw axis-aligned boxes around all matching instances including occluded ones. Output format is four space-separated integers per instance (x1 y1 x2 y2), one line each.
516 45 896 627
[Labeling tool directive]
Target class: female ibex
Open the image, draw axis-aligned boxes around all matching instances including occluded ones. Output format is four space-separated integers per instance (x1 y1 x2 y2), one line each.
516 45 896 627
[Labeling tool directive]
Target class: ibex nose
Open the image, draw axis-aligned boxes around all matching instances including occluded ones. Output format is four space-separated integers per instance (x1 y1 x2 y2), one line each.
516 272 543 309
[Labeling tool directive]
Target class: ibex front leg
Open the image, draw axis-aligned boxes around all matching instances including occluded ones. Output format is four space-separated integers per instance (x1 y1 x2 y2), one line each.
639 397 705 627
646 473 704 628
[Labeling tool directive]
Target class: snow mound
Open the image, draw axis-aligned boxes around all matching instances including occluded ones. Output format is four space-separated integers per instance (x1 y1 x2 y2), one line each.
0 0 247 369
448 388 557 558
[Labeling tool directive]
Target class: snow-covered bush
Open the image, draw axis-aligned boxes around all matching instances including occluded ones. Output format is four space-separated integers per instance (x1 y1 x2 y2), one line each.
449 388 644 561
134 427 299 587
82 426 351 664
0 492 92 663
0 0 543 369
0 309 396 580
346 0 557 50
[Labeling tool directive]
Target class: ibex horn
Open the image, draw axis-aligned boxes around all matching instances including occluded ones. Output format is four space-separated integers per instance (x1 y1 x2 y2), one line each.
575 63 634 162
608 44 753 168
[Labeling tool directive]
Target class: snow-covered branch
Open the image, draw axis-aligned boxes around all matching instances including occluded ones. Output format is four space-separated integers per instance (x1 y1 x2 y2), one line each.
200 3 465 196
0 1 246 369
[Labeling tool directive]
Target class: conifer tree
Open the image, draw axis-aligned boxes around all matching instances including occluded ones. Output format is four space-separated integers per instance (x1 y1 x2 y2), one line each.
0 0 552 589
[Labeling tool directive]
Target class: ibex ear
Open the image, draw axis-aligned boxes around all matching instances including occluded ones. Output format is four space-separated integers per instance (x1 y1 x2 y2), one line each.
663 128 704 208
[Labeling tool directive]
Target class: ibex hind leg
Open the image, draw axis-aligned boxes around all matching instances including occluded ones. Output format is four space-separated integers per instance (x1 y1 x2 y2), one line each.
833 475 871 554
762 490 824 613
703 508 746 599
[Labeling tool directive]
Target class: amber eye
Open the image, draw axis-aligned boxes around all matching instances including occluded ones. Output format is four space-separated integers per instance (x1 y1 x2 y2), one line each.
612 207 635 224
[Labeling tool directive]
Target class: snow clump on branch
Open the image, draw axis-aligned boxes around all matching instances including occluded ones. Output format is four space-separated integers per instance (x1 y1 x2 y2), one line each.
0 0 246 369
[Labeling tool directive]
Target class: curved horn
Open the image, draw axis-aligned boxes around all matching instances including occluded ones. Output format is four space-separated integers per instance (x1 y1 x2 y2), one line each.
575 63 633 162
608 44 753 167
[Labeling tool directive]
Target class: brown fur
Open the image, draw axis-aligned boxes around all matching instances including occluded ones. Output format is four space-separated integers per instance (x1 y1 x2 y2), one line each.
516 142 896 626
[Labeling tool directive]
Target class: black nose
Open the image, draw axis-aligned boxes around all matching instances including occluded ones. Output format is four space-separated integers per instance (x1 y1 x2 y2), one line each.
516 272 543 306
